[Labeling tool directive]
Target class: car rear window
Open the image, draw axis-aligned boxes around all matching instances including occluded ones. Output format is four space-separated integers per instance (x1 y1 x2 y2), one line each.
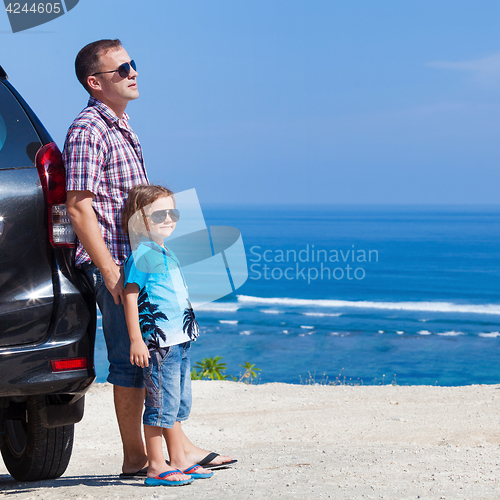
0 84 42 170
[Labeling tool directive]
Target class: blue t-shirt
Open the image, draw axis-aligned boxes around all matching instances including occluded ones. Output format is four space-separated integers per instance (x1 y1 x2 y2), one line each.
124 240 199 349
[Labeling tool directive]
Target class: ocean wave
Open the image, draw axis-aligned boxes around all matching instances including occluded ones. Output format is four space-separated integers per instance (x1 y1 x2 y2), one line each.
260 309 282 314
437 331 465 336
219 320 238 324
300 325 314 329
236 295 500 315
479 332 500 338
239 330 251 335
303 312 343 317
418 330 432 335
196 303 240 312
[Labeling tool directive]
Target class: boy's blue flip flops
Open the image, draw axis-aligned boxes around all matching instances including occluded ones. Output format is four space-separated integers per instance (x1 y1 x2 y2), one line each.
182 464 214 479
144 469 194 486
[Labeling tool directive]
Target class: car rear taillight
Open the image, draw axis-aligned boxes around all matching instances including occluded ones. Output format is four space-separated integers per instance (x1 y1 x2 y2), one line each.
35 142 75 247
51 358 88 372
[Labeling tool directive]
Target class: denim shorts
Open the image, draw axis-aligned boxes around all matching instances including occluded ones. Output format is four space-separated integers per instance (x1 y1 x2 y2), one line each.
143 342 192 429
83 263 144 388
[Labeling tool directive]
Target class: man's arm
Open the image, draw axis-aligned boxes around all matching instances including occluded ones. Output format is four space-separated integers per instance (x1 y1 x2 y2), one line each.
66 190 124 305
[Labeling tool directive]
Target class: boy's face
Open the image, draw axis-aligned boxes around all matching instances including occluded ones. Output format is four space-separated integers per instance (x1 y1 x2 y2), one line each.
143 196 177 243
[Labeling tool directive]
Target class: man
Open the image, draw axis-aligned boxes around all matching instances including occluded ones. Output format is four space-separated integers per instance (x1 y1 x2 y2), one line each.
64 39 233 476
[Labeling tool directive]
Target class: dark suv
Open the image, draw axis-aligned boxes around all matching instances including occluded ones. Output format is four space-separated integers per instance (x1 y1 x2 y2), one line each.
0 66 96 481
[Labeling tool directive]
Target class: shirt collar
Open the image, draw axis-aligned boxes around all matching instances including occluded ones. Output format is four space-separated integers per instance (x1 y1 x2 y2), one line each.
137 237 166 253
87 96 129 125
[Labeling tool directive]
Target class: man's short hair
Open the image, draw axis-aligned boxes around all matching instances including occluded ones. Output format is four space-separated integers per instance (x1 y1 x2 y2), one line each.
75 39 122 93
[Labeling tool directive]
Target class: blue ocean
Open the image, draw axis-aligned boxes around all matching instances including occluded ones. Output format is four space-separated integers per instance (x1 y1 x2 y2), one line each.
95 205 500 386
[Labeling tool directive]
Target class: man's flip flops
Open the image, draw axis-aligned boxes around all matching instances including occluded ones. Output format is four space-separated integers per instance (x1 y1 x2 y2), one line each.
144 469 193 487
198 452 238 470
182 464 214 479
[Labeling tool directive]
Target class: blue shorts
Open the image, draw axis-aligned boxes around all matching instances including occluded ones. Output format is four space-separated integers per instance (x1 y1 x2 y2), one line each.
143 342 192 429
83 263 144 388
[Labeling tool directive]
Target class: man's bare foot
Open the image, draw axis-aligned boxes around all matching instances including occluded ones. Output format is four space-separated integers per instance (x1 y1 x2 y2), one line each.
178 429 234 467
185 448 234 467
121 456 148 475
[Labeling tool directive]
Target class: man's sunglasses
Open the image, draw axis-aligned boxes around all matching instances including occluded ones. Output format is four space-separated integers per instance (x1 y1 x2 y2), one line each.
92 60 137 78
149 209 180 224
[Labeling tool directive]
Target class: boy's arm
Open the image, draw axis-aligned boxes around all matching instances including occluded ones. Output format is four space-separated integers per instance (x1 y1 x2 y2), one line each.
123 283 150 367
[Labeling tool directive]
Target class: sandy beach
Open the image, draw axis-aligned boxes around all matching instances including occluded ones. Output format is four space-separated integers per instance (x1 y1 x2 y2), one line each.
1 381 500 499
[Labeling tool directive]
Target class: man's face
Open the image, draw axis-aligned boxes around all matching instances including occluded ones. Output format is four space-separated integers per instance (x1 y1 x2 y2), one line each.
90 46 139 105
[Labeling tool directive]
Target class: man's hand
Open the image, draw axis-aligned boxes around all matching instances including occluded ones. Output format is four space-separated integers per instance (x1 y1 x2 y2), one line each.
66 190 124 304
101 264 125 305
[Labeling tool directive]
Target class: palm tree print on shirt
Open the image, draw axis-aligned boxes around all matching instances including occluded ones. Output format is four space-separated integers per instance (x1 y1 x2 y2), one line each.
183 298 199 341
138 288 169 358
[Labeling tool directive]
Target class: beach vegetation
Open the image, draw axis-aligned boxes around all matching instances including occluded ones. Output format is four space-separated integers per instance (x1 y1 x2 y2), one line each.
299 369 363 386
191 356 262 383
299 369 402 386
238 362 261 383
373 373 398 386
192 356 229 380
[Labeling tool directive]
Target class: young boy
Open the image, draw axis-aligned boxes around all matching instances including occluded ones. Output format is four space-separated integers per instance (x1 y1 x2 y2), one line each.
122 184 213 486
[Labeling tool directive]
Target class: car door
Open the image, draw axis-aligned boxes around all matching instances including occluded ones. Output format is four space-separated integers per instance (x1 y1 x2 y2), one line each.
0 83 55 347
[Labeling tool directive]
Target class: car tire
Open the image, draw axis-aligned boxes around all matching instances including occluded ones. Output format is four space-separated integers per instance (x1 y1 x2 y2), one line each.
1 395 74 481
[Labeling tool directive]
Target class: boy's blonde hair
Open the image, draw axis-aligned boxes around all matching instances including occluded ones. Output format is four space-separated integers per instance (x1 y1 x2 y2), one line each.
122 184 175 236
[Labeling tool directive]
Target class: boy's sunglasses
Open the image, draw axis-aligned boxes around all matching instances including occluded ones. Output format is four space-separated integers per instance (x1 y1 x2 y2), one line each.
92 60 137 78
149 209 180 224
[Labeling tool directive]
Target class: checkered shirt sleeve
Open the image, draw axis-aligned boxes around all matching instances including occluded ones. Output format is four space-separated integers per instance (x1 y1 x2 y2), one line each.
63 98 149 267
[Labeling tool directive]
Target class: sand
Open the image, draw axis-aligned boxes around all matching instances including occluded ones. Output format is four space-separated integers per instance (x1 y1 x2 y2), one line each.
1 381 500 499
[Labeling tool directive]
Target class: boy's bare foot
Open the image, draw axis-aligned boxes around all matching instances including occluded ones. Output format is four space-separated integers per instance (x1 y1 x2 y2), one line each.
169 459 212 476
147 465 190 482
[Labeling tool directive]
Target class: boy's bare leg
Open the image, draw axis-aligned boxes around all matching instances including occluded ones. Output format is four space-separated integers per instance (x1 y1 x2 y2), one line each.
179 427 233 466
114 386 148 474
165 422 212 473
144 425 189 480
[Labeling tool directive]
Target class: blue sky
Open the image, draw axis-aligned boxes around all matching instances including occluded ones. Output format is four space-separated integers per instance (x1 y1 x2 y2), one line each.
2 1 500 205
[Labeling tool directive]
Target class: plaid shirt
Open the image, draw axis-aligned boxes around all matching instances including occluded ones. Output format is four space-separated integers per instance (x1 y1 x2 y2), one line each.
63 97 149 267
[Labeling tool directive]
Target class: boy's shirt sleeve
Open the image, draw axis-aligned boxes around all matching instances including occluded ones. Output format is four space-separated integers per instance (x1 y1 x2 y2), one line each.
124 253 149 290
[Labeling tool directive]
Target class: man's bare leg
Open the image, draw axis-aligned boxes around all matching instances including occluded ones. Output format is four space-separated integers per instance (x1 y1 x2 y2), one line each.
177 427 233 466
114 386 148 473
165 422 212 474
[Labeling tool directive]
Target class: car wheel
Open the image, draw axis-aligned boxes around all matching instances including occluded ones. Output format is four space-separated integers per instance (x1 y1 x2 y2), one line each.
1 395 74 481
